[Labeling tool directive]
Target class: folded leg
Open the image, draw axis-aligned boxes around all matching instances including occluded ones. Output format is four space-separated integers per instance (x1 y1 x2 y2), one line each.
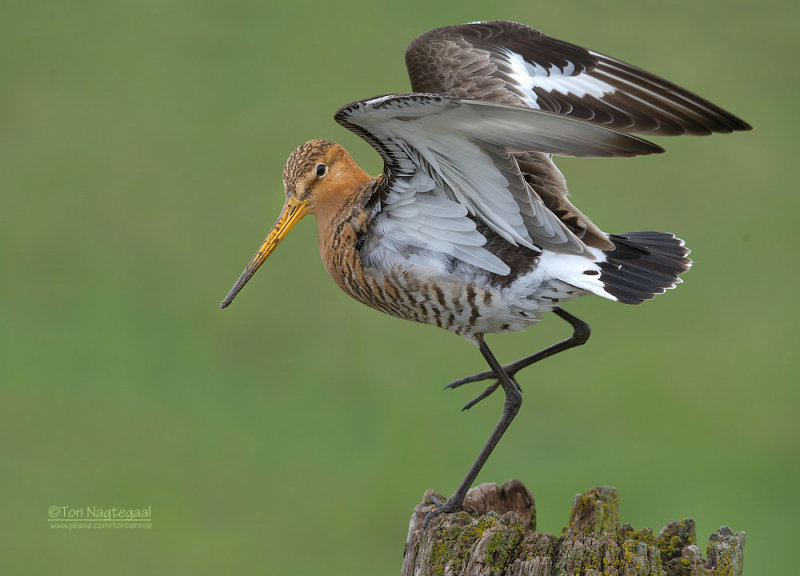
447 307 590 410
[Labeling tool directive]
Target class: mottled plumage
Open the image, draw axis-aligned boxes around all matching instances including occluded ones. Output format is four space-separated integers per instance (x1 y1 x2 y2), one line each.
222 21 750 525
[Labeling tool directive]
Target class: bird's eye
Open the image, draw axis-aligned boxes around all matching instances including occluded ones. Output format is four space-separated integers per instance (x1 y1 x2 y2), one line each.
316 164 327 178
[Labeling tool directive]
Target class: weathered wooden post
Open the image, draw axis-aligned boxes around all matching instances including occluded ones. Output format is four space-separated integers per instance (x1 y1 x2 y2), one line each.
401 480 744 575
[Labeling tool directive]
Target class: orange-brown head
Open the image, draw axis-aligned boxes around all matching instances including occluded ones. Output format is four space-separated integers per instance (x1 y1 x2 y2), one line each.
220 140 369 308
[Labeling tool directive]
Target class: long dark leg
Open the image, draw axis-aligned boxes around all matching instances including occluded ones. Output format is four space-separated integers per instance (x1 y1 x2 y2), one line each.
424 337 522 527
447 307 590 410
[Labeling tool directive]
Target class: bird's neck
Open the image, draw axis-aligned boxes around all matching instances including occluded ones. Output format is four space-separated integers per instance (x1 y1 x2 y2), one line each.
312 163 373 273
312 163 371 236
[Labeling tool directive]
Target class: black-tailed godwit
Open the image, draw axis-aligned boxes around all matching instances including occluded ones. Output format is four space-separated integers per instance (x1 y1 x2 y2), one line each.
221 21 750 525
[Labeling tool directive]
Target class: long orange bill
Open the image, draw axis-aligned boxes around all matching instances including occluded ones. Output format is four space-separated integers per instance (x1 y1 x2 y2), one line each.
220 196 309 309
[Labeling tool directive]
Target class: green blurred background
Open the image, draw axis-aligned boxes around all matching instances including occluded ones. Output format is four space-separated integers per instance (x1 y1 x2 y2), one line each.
2 0 796 573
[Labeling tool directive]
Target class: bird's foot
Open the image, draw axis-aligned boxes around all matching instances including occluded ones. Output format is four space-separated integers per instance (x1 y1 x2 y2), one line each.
446 370 521 411
423 495 464 528
445 368 496 390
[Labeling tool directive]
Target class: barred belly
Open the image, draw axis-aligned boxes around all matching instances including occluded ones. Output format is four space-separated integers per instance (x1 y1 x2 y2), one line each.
338 263 586 343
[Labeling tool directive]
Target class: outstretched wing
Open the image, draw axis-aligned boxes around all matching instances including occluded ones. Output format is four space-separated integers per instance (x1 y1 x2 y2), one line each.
405 21 750 252
405 20 751 135
335 94 663 274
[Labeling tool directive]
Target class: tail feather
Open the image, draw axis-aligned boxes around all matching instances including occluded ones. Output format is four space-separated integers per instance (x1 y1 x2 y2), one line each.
599 231 691 304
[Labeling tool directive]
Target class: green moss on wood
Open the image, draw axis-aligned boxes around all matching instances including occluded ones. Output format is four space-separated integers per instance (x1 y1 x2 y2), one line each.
427 512 500 575
483 517 525 573
567 486 620 535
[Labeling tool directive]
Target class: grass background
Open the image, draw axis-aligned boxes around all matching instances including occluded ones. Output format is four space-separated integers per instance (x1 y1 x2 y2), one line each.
2 0 796 573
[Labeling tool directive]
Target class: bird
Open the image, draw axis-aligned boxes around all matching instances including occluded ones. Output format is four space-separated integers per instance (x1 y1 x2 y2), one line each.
220 21 750 526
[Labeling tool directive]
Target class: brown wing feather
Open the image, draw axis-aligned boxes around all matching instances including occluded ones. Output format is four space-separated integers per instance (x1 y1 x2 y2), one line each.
405 21 750 135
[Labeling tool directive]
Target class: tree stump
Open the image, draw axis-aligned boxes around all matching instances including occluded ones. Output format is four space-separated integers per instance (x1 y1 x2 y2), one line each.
401 480 744 576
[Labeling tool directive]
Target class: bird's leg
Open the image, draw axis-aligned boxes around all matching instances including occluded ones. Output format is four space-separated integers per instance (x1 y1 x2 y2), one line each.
423 337 522 527
446 307 590 410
